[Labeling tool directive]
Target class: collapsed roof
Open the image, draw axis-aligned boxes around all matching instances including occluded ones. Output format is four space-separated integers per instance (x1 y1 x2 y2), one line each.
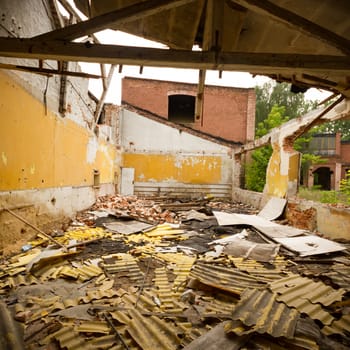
0 0 350 97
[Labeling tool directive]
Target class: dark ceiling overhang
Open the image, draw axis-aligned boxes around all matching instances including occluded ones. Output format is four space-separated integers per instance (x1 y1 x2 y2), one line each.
0 0 349 97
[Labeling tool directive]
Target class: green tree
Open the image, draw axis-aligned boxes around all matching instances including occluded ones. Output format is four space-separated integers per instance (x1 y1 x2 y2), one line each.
340 170 350 203
246 81 320 192
315 120 350 140
255 81 316 128
245 105 288 192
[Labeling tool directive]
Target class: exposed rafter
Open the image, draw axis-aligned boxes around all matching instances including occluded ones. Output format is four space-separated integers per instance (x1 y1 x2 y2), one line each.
94 64 116 124
0 38 349 73
232 0 350 56
34 0 196 41
0 63 101 78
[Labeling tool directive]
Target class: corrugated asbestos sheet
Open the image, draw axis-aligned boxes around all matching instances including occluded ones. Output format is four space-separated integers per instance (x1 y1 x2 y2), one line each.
190 261 267 295
327 264 350 291
1 195 350 349
269 274 345 325
322 314 350 335
226 288 300 338
270 274 345 306
101 253 144 285
127 309 181 350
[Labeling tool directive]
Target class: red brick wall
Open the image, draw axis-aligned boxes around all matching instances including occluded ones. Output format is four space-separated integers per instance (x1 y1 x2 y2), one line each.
341 142 350 162
122 77 255 143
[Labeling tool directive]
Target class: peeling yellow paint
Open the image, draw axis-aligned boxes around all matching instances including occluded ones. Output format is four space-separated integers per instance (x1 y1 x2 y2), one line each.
30 164 35 175
1 152 7 166
265 146 288 198
0 71 116 191
288 153 300 181
123 153 222 183
265 145 300 198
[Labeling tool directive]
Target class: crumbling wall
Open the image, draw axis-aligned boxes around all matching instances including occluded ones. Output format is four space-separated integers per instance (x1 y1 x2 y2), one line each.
0 0 120 251
120 109 233 198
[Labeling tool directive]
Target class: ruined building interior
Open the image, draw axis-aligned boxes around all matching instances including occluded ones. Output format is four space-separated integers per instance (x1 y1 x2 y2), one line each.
0 0 350 349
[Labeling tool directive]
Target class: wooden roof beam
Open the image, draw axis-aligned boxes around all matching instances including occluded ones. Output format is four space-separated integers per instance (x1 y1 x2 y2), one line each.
0 62 101 78
232 0 350 56
33 0 196 42
0 38 350 73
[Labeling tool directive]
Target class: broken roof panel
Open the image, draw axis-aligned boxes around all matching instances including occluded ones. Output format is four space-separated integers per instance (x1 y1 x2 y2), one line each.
189 261 267 295
213 211 306 238
226 288 300 338
269 274 345 325
258 197 287 221
273 235 347 256
127 308 181 350
104 220 154 235
182 321 250 350
270 274 345 306
223 239 280 263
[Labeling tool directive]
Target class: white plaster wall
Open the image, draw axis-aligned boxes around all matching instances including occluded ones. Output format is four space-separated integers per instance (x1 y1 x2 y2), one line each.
121 109 232 155
0 183 114 217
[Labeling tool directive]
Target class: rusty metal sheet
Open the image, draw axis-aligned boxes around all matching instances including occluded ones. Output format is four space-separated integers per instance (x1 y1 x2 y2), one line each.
274 235 347 256
127 308 181 350
226 288 300 338
258 197 287 221
189 261 267 295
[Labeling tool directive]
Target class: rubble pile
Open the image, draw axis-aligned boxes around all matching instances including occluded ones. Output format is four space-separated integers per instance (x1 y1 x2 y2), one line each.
0 195 349 350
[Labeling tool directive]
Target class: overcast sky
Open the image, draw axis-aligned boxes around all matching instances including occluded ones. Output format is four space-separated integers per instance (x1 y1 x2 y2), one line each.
78 29 332 105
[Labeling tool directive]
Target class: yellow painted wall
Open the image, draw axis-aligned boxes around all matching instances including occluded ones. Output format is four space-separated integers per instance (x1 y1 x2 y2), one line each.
265 145 288 198
123 153 222 183
265 145 300 198
0 71 116 191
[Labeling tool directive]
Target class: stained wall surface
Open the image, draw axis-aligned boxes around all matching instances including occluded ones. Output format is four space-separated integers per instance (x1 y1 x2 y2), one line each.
120 108 233 197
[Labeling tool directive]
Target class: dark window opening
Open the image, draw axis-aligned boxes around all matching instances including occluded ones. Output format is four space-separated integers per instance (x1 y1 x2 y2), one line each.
313 167 331 190
168 94 195 123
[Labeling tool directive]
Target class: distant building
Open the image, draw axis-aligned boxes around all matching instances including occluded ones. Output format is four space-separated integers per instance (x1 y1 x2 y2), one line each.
306 133 350 190
122 77 256 144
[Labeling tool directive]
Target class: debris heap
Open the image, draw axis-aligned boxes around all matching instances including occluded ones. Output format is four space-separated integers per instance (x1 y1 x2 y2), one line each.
0 195 349 350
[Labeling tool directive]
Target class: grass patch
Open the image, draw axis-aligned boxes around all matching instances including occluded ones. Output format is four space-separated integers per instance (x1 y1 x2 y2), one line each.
298 187 349 205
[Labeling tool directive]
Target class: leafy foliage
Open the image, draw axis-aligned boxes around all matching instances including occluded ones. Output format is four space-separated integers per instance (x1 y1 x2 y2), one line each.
340 170 350 203
246 81 321 192
314 120 350 140
245 105 287 192
255 81 316 128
